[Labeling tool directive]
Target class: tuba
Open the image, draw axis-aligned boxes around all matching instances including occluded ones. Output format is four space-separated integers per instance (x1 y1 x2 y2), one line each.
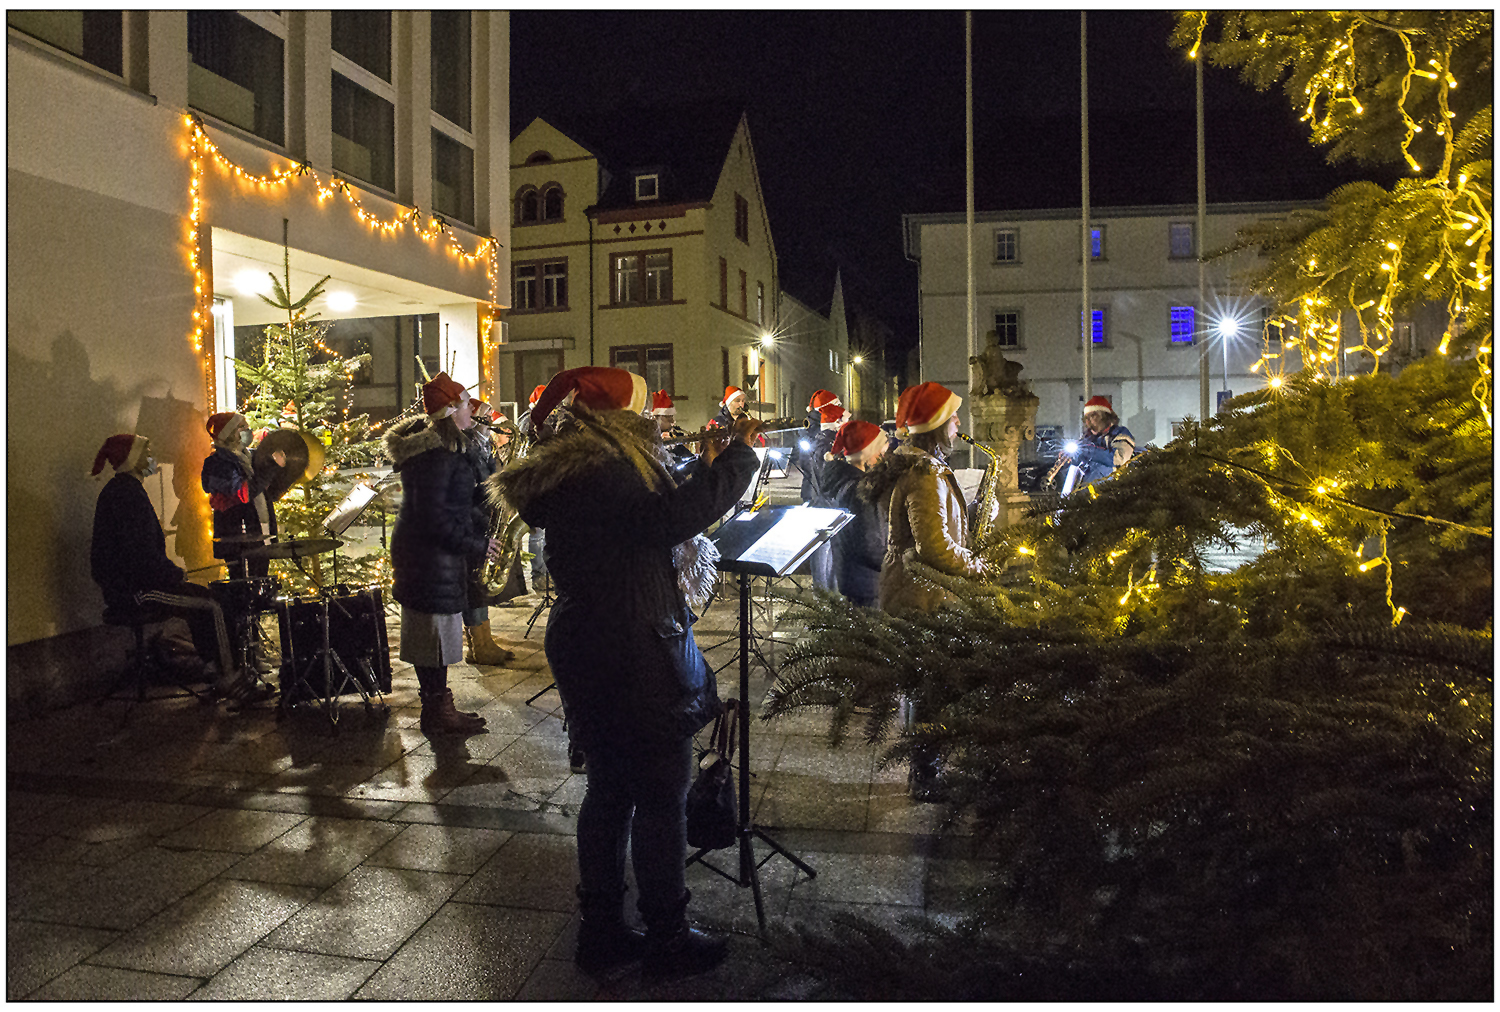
958 433 1003 551
481 431 534 600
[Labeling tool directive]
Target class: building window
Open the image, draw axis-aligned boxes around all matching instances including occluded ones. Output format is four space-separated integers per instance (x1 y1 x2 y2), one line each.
429 10 471 130
994 228 1018 263
611 344 675 394
187 11 285 146
542 185 564 220
331 11 390 81
1088 225 1105 260
735 194 750 243
332 71 395 192
431 129 474 224
1260 305 1285 346
1081 307 1108 346
635 174 659 201
613 251 673 305
1169 222 1195 260
542 261 568 309
515 350 563 407
719 257 728 308
993 310 1020 348
515 187 539 224
513 264 537 311
9 10 122 76
1170 305 1196 345
756 282 765 326
739 270 748 317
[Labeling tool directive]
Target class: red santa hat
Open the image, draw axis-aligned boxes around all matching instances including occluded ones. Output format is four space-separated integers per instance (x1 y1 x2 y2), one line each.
92 433 149 476
206 411 247 443
824 419 886 467
820 403 847 429
529 384 547 407
1082 395 1115 416
533 366 648 426
807 389 841 413
651 390 676 416
422 372 468 418
469 397 493 421
721 385 745 408
895 381 962 436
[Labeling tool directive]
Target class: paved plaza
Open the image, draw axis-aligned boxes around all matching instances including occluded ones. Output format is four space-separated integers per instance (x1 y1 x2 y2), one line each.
7 564 990 1000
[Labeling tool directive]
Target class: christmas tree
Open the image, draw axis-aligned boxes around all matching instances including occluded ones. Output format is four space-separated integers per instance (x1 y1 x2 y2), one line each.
760 13 1493 999
231 243 392 594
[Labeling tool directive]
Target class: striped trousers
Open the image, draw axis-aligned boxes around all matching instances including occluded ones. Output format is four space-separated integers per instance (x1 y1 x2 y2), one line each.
133 583 236 677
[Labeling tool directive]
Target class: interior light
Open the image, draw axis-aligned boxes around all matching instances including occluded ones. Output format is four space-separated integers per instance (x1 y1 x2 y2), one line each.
235 270 273 296
328 291 357 312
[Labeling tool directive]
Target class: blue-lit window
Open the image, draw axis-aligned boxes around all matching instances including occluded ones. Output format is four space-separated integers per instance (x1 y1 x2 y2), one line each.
1089 226 1104 260
1170 305 1196 344
1081 308 1107 346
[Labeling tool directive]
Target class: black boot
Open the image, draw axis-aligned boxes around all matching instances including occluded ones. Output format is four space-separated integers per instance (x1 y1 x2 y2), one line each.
640 890 728 978
575 887 646 973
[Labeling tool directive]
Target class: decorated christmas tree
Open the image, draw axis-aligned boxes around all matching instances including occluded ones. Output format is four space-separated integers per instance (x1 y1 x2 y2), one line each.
232 242 392 594
761 12 1492 1000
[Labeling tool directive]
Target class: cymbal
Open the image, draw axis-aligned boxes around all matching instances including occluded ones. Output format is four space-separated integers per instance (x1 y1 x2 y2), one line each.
243 537 342 560
255 429 327 503
213 532 272 544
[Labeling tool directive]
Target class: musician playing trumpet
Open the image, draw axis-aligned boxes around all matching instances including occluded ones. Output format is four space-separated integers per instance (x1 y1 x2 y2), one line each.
202 412 285 579
1055 395 1136 488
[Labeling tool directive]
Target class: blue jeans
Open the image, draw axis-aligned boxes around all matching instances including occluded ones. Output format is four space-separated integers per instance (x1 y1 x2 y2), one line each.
576 734 693 921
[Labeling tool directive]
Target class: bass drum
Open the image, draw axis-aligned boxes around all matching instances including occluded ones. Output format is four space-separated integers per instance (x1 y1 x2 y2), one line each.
277 586 392 703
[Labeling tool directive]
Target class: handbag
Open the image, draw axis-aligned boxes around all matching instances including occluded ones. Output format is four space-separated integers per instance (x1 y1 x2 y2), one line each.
686 698 739 851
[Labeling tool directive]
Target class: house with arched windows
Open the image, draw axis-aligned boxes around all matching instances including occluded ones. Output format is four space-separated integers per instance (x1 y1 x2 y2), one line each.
503 105 807 429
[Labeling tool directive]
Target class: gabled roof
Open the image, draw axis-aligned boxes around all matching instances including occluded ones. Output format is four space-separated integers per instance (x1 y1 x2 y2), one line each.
524 101 747 213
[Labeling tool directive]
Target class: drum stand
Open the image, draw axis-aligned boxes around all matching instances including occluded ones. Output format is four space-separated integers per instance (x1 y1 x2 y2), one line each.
280 588 390 732
524 569 553 640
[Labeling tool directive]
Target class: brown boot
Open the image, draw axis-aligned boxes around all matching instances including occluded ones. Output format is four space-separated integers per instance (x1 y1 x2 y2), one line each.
420 688 487 736
465 623 515 666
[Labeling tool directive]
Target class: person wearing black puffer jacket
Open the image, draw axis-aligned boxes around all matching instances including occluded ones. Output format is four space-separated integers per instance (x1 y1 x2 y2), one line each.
820 419 892 608
493 366 758 980
386 372 500 737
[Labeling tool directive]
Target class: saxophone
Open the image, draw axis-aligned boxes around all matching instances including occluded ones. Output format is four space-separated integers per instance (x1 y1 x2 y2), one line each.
958 433 1003 550
482 430 534 599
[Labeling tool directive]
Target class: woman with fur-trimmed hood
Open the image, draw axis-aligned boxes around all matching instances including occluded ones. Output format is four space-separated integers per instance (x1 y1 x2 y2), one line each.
491 366 758 978
385 373 500 736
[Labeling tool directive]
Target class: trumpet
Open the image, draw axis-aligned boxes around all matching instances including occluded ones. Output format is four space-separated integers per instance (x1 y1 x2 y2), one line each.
659 416 805 446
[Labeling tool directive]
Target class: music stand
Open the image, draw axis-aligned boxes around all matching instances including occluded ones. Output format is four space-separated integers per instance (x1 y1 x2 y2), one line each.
692 503 852 933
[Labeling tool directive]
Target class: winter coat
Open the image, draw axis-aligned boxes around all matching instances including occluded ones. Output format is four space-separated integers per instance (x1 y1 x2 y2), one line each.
1078 423 1136 483
91 473 187 612
822 457 887 608
385 416 490 615
492 408 757 750
870 444 984 616
797 410 821 501
201 444 279 557
807 428 839 505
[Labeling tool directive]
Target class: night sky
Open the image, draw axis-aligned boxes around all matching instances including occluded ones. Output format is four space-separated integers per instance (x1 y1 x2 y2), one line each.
511 11 1395 359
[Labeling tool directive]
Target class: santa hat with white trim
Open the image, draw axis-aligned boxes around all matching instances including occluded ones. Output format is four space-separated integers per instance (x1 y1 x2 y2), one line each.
422 372 468 418
651 390 676 417
824 419 887 467
895 381 962 436
533 366 648 427
206 411 247 444
819 403 847 430
529 384 547 407
720 385 745 408
1082 395 1115 417
92 433 149 476
807 389 841 413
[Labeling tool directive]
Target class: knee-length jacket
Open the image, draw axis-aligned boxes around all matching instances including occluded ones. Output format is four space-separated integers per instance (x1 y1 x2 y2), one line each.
821 457 887 609
870 444 984 616
385 417 489 615
491 409 756 750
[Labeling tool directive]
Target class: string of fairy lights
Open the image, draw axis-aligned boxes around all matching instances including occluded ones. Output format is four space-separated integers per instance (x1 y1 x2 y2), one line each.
1189 14 1492 424
183 113 501 410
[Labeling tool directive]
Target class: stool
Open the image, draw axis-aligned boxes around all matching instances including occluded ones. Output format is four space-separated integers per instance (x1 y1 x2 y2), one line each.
99 603 212 720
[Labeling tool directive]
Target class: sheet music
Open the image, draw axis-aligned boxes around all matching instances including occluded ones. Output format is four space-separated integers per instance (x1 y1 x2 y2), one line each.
323 482 378 537
740 506 846 573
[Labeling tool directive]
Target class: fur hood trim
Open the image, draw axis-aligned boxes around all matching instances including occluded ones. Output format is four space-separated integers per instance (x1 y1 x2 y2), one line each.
488 407 670 515
856 443 948 506
385 416 458 469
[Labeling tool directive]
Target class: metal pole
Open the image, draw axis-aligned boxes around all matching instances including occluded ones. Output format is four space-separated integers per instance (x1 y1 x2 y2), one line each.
1080 12 1092 405
965 10 976 452
1197 50 1210 421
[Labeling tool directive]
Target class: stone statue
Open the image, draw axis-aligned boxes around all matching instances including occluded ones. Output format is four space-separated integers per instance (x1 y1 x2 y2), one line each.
969 333 1027 397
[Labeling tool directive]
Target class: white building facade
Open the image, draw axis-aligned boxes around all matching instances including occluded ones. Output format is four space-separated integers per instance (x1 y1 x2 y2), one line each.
903 202 1318 446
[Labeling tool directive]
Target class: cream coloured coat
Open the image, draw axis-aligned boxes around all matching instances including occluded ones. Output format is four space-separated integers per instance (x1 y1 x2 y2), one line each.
877 444 985 616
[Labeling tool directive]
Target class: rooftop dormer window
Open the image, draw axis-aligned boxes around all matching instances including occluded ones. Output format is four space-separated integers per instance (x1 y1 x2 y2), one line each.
634 173 659 201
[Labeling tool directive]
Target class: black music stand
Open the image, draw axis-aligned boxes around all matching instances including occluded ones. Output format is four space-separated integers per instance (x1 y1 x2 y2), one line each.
691 503 852 933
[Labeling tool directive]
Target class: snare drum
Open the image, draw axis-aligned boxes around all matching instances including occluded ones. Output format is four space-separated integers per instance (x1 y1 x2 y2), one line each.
211 576 280 614
277 586 392 702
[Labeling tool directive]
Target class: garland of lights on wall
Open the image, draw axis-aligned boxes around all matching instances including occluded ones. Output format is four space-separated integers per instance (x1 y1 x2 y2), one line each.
1188 13 1492 425
184 113 500 410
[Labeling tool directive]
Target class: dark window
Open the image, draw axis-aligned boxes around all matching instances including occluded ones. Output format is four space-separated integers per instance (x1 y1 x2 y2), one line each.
431 129 474 224
756 282 765 326
635 174 658 201
994 310 1020 348
8 10 122 75
995 229 1018 263
331 11 390 80
612 251 673 305
1169 222 1195 259
1081 307 1108 346
188 11 284 145
516 187 539 224
513 264 537 310
718 257 728 308
611 344 674 394
542 261 567 309
739 270 747 317
1170 305 1196 345
429 10 471 130
542 185 564 220
1260 305 1284 346
515 350 563 406
332 71 395 192
734 193 749 243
